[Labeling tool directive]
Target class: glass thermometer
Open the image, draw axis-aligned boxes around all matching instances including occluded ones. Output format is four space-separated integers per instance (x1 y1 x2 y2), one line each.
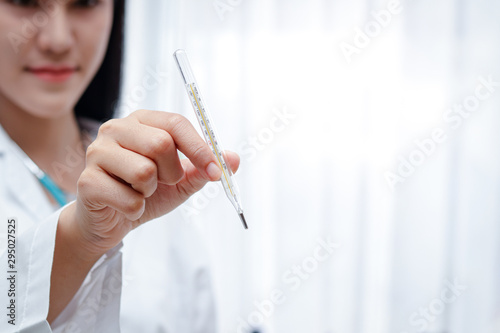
173 49 248 229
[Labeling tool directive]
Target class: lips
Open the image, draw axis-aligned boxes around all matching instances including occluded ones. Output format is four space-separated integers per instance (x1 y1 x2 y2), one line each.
26 66 78 83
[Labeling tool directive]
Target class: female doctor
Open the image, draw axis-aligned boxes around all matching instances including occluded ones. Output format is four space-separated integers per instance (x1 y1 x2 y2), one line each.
0 0 239 331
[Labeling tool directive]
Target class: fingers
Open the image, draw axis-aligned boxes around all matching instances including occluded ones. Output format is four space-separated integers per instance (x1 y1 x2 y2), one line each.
81 110 242 223
223 150 240 174
175 150 241 199
77 168 146 221
86 142 158 198
98 119 185 185
73 110 243 258
129 110 220 181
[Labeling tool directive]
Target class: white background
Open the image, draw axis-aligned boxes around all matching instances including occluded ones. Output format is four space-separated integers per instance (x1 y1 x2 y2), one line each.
120 0 500 332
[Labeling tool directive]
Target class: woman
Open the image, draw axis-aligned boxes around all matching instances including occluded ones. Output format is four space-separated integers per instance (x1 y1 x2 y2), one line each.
0 0 239 331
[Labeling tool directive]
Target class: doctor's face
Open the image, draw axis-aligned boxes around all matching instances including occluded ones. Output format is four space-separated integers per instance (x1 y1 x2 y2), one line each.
0 0 114 119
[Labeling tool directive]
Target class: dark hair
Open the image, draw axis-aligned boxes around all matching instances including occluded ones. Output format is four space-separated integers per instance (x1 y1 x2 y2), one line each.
74 0 125 123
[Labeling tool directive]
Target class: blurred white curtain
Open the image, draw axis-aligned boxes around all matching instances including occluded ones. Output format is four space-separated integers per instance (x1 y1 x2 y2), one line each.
121 0 500 332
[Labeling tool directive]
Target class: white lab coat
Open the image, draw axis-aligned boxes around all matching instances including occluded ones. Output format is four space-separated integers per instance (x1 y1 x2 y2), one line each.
0 122 217 333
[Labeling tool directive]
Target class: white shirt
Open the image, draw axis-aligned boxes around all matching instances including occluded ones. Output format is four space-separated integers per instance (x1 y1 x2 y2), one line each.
0 122 217 332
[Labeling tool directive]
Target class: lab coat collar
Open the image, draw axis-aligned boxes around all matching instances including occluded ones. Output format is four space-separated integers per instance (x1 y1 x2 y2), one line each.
0 122 9 156
0 123 55 221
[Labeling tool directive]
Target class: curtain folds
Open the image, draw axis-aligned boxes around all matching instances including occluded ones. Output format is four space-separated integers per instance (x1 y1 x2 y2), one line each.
122 1 500 332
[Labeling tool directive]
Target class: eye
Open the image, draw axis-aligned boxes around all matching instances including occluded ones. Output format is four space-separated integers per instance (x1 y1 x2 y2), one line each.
6 0 38 7
72 0 101 8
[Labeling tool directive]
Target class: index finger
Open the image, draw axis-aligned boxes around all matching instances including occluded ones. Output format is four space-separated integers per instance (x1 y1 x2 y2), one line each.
130 109 221 181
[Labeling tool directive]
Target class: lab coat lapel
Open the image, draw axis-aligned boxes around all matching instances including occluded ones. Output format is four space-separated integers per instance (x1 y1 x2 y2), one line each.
0 124 54 221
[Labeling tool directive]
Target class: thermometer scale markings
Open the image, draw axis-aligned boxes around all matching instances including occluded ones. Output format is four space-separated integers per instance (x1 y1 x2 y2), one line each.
188 83 235 197
173 48 247 229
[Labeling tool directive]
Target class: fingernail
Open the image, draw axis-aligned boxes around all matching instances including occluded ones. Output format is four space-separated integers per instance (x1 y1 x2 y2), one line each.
206 162 221 180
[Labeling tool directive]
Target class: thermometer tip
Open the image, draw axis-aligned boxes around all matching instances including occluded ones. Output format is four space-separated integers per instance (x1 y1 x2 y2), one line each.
239 213 248 229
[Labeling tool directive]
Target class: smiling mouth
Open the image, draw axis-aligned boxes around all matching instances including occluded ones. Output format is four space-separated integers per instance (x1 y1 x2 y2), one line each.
26 66 79 83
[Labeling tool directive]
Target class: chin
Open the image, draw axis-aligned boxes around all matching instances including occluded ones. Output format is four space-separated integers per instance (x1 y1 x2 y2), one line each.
20 98 78 120
20 89 82 120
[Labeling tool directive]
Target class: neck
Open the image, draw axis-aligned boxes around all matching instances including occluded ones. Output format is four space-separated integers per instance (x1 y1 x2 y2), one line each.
0 97 85 194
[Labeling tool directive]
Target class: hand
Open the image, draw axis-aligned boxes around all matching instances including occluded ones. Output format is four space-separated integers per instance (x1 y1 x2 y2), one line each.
61 109 240 260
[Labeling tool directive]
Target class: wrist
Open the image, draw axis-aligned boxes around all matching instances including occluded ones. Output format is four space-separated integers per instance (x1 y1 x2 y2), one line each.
58 202 105 264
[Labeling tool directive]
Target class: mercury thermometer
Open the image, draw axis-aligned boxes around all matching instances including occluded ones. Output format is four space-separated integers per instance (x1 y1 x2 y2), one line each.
173 49 248 229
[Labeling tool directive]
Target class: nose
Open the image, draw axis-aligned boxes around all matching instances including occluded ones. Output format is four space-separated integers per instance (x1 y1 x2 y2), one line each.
36 7 74 55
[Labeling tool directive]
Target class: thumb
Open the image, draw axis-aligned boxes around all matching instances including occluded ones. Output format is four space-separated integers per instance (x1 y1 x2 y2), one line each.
176 159 212 199
176 150 241 199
